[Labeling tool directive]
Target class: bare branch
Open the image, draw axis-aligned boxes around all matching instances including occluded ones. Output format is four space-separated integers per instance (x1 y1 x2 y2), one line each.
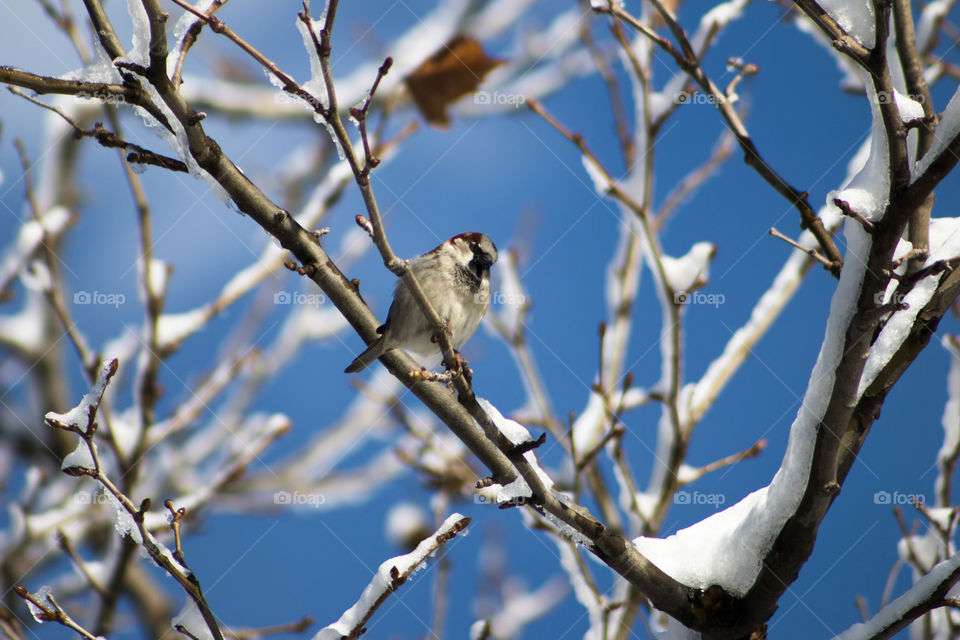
595 3 844 276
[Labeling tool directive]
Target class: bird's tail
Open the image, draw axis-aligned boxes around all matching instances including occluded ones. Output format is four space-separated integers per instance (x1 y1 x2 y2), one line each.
344 339 386 373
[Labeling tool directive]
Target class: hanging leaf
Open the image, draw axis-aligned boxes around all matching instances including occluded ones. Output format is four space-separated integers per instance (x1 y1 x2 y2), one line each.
405 34 505 128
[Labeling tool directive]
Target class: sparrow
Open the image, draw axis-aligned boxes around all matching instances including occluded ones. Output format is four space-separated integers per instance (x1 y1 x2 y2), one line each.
345 232 498 373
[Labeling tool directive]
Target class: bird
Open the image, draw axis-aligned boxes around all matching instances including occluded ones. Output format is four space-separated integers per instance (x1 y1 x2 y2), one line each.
345 232 498 373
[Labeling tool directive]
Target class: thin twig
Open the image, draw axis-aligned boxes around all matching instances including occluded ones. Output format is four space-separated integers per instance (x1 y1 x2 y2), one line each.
679 439 767 485
14 586 102 640
596 3 843 276
579 7 634 165
57 530 109 596
833 197 876 233
8 87 188 172
769 227 835 269
348 56 392 176
223 617 314 640
171 0 229 89
655 131 735 226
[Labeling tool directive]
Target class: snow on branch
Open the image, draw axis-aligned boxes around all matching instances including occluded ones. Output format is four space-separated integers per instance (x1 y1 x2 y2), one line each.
470 575 569 639
45 359 117 439
313 514 471 640
937 336 960 507
832 552 960 640
43 358 225 640
0 207 71 295
475 399 553 507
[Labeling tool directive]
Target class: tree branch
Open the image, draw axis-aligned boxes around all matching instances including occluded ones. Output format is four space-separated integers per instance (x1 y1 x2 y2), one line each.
596 3 843 277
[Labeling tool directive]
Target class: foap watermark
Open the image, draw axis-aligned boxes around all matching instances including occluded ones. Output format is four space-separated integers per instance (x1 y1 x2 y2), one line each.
475 493 528 507
273 90 324 111
474 290 527 306
674 91 721 106
73 491 111 506
274 491 326 508
674 291 725 308
873 290 908 307
674 490 726 507
874 91 926 106
74 291 126 308
274 291 325 307
873 490 926 505
474 91 526 108
74 90 129 107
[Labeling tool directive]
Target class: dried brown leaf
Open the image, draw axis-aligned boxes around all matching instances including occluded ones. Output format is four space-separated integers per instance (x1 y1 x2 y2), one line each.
405 34 505 128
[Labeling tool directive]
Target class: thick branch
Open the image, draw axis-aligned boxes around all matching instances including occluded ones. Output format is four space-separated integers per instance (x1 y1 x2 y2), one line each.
65 0 720 626
0 66 172 130
892 0 935 269
790 0 872 65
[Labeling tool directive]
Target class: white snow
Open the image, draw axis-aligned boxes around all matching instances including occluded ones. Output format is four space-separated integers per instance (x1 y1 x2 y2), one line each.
472 0 539 39
150 533 190 573
616 34 651 206
101 0 232 204
651 613 702 639
633 62 889 593
690 0 749 53
0 290 47 353
661 242 715 293
314 514 468 640
469 620 490 640
105 491 142 545
157 308 208 349
61 37 123 85
110 411 142 460
690 246 806 422
61 438 95 472
830 86 891 220
916 0 955 53
633 488 766 595
914 85 960 182
689 137 859 423
293 15 330 120
121 0 151 69
650 69 688 122
476 576 569 639
385 503 430 547
0 207 70 293
26 585 52 622
582 155 613 195
795 17 863 92
938 336 960 502
818 0 876 48
476 398 554 504
146 259 170 298
539 492 593 547
45 359 117 433
21 261 53 293
861 217 960 395
602 216 645 369
894 89 925 124
172 597 214 640
525 9 580 59
832 553 960 640
571 392 607 457
167 0 221 74
224 246 286 301
488 251 527 337
556 532 604 639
